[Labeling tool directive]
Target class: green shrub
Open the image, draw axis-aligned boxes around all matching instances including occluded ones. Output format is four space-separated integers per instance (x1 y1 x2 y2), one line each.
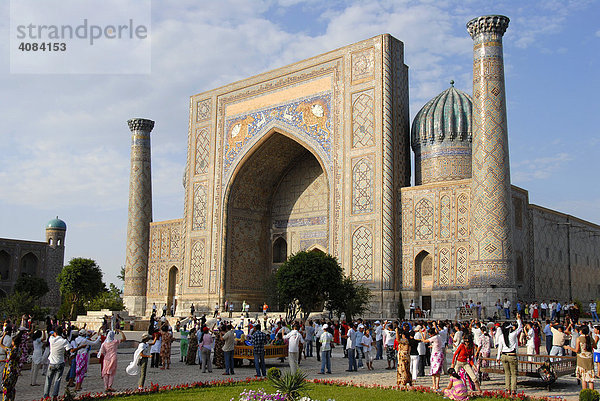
580 388 600 401
267 367 282 380
268 369 310 400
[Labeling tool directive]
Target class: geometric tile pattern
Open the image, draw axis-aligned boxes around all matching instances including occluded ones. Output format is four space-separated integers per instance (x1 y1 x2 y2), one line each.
146 219 182 297
438 247 451 286
124 119 154 300
457 194 469 238
189 239 205 287
456 246 468 285
192 182 207 231
352 157 374 214
351 48 374 82
194 128 210 175
352 91 374 148
467 16 513 287
440 195 451 239
196 98 211 122
414 198 434 240
352 226 373 281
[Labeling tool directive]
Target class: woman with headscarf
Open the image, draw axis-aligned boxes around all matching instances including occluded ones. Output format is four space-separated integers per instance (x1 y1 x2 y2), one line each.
159 324 173 369
30 329 47 386
495 314 523 395
395 329 412 387
474 326 492 381
97 329 126 392
186 328 198 365
0 330 23 401
73 328 101 392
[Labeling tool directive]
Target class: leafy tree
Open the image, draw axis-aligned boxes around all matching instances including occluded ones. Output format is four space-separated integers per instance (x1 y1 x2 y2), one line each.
14 276 49 299
57 258 104 319
327 277 372 321
86 283 124 311
117 266 125 282
276 251 343 322
0 291 49 321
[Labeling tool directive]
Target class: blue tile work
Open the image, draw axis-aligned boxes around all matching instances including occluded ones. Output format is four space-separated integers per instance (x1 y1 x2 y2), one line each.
223 93 333 179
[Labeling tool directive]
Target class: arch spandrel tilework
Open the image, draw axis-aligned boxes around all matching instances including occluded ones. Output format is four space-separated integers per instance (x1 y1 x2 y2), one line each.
352 157 374 214
352 91 374 148
352 226 373 281
189 239 205 287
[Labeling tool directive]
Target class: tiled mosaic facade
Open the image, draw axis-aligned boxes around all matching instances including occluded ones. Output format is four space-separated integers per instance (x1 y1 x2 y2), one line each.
467 16 514 289
124 18 600 318
123 119 154 316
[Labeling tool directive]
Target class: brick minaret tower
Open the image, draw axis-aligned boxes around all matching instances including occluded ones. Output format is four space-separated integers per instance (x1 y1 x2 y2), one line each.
123 118 154 316
467 15 515 292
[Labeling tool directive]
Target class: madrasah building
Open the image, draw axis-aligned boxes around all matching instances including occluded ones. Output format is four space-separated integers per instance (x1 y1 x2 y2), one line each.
122 15 600 319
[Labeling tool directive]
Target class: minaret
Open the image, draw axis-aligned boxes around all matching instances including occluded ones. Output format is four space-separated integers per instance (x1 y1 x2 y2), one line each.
123 118 154 316
467 16 515 290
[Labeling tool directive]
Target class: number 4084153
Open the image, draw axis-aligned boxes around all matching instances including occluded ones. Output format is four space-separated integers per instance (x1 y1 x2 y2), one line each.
18 42 66 51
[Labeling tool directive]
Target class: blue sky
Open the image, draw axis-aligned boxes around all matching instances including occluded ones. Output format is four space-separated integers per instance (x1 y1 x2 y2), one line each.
0 0 598 286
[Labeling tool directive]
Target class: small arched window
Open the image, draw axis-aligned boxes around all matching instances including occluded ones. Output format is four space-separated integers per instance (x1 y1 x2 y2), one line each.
48 238 53 245
20 252 38 277
273 237 287 263
57 239 62 246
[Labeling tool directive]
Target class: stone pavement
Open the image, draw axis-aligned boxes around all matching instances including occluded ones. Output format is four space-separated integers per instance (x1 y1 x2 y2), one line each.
17 335 579 401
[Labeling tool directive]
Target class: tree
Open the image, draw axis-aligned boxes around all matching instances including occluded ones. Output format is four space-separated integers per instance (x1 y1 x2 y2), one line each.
276 251 343 322
117 266 125 282
87 283 125 311
14 276 49 299
0 291 49 321
327 277 372 321
57 258 104 319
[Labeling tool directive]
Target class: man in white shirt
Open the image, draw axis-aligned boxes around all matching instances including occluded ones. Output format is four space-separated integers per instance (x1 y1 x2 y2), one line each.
284 323 304 374
318 324 333 374
540 301 548 320
383 324 396 370
590 300 598 322
374 321 383 360
409 300 416 319
345 323 357 372
43 327 72 401
503 298 511 319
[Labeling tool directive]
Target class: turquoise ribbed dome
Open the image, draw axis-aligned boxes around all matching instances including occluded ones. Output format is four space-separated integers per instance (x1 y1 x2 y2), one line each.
46 217 67 230
411 83 473 149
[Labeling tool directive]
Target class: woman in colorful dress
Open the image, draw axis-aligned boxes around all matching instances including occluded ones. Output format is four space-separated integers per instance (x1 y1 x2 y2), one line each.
420 327 443 390
475 326 492 381
451 334 482 393
186 328 198 365
1 330 23 401
212 327 225 369
160 324 173 369
97 329 126 392
395 330 412 387
73 329 101 392
566 325 597 390
444 367 468 401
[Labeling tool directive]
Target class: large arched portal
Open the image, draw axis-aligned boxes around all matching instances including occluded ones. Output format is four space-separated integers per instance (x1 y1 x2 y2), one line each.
224 132 329 306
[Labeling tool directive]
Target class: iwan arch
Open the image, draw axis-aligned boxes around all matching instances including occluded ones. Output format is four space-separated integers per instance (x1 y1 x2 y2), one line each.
123 16 600 319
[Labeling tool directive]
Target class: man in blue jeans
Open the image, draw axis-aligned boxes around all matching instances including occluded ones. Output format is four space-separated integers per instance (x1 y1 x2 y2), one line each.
318 324 333 374
250 324 269 377
44 327 72 401
345 323 357 372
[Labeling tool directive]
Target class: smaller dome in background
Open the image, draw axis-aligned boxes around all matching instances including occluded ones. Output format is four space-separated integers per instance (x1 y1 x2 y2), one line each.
46 216 67 230
411 83 473 149
411 82 473 185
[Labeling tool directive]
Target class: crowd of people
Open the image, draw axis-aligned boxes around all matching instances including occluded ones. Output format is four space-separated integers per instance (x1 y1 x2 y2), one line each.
1 300 599 400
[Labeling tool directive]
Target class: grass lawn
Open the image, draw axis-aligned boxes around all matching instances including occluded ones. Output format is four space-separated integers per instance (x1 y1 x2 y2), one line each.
117 381 512 401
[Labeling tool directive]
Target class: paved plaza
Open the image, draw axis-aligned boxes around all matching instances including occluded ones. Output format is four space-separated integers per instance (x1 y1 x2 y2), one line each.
17 331 580 401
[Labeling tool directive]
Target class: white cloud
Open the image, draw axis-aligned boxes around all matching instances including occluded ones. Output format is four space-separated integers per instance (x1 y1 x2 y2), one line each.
512 152 572 182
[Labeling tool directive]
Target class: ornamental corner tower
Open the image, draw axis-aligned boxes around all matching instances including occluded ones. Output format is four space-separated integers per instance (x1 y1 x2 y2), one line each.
123 118 155 316
467 16 515 295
